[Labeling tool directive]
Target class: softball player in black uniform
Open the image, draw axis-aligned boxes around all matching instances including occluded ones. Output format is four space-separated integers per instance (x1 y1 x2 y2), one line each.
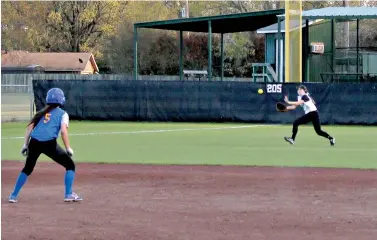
8 88 83 203
283 85 335 146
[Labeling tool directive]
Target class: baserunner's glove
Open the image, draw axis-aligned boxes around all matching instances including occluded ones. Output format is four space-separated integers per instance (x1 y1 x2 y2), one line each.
21 144 28 157
66 147 74 157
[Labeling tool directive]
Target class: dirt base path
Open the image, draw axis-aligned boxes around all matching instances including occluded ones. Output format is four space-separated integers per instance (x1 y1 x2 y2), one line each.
2 161 377 240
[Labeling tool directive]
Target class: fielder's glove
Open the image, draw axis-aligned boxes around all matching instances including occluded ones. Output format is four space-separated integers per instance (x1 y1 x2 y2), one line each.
66 147 74 157
276 102 288 112
21 144 28 157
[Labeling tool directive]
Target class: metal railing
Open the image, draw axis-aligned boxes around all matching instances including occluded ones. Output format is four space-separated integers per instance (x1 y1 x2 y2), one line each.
251 63 278 82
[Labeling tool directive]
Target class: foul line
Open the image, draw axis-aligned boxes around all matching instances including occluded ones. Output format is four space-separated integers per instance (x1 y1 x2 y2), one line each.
2 125 275 140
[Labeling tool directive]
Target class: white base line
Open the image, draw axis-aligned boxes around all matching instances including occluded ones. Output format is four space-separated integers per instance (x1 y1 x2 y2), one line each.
2 125 276 140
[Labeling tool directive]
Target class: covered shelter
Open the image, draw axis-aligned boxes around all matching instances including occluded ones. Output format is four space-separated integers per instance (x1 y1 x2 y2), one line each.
133 9 284 81
276 7 377 82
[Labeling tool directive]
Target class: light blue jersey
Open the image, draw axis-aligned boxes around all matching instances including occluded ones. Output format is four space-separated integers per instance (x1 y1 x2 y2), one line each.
30 108 67 141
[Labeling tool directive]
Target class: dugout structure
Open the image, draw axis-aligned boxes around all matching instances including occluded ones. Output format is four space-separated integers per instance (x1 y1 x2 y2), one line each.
276 7 377 82
133 9 284 81
134 6 377 83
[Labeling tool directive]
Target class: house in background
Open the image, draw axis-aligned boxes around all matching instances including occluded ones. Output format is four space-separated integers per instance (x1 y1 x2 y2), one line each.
1 51 99 74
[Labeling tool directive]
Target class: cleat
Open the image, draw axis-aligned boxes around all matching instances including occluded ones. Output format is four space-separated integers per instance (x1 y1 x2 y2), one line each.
330 137 335 146
8 195 18 203
64 192 83 202
284 137 295 145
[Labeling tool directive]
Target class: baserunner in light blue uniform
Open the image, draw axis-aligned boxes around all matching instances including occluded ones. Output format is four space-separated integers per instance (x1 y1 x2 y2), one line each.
9 88 83 203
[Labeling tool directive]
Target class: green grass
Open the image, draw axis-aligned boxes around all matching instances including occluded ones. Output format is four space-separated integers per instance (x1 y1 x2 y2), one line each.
1 122 377 169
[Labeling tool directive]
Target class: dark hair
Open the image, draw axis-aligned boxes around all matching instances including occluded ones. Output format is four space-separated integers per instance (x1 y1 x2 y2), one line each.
298 85 308 93
28 104 60 127
298 85 316 104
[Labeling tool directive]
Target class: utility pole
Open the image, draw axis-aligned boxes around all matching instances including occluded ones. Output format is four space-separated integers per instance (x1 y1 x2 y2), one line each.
184 0 190 37
185 0 189 18
343 0 349 49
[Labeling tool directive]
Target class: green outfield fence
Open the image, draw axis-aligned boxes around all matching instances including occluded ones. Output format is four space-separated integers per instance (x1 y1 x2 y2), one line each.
1 74 250 122
33 80 377 125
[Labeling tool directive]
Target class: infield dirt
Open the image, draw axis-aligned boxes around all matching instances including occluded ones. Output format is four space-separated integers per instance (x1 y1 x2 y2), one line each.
2 161 377 240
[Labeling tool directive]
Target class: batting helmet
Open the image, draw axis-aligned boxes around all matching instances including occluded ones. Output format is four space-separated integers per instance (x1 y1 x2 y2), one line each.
46 88 66 105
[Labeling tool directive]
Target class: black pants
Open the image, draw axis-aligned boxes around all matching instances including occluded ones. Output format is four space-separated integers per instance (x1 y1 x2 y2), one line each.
22 138 75 176
292 111 331 141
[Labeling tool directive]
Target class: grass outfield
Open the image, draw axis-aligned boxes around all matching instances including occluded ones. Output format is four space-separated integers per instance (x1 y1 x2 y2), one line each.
1 122 376 169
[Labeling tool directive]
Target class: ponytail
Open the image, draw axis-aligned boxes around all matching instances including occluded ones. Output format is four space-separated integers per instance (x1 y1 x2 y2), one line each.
28 104 60 127
308 94 316 105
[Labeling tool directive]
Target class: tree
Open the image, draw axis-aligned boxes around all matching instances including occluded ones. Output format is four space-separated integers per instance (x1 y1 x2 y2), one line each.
102 1 183 73
143 33 179 75
1 1 128 54
184 34 220 75
125 1 180 22
1 1 50 51
45 1 128 53
103 28 222 75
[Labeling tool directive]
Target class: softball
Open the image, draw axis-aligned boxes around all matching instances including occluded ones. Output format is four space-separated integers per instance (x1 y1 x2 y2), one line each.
258 89 264 94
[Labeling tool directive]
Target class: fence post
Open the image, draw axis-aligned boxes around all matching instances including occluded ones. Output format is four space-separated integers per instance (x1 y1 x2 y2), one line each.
29 76 34 120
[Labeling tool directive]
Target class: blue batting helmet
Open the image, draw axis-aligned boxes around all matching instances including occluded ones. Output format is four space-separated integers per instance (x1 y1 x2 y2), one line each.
46 88 66 105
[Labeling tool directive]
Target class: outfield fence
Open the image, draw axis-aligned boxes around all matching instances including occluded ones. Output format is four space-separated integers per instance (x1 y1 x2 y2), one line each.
33 80 377 125
4 73 377 124
1 74 249 122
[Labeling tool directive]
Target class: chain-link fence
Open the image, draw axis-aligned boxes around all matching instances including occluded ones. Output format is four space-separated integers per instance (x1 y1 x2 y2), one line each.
1 74 34 122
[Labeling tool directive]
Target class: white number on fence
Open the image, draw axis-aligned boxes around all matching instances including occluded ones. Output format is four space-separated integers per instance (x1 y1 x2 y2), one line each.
266 84 282 93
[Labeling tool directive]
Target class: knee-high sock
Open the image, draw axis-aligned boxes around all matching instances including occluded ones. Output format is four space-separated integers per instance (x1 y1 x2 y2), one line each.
65 170 75 196
11 172 28 197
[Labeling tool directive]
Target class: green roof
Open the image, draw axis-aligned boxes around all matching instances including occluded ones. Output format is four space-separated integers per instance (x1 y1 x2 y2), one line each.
256 19 322 33
279 7 377 20
134 9 284 33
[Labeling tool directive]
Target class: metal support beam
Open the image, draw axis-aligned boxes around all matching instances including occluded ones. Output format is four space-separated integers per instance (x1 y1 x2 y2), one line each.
133 26 138 80
29 78 33 120
356 19 360 82
220 33 224 81
277 17 282 82
208 20 212 81
304 19 309 82
331 19 335 82
179 30 184 81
